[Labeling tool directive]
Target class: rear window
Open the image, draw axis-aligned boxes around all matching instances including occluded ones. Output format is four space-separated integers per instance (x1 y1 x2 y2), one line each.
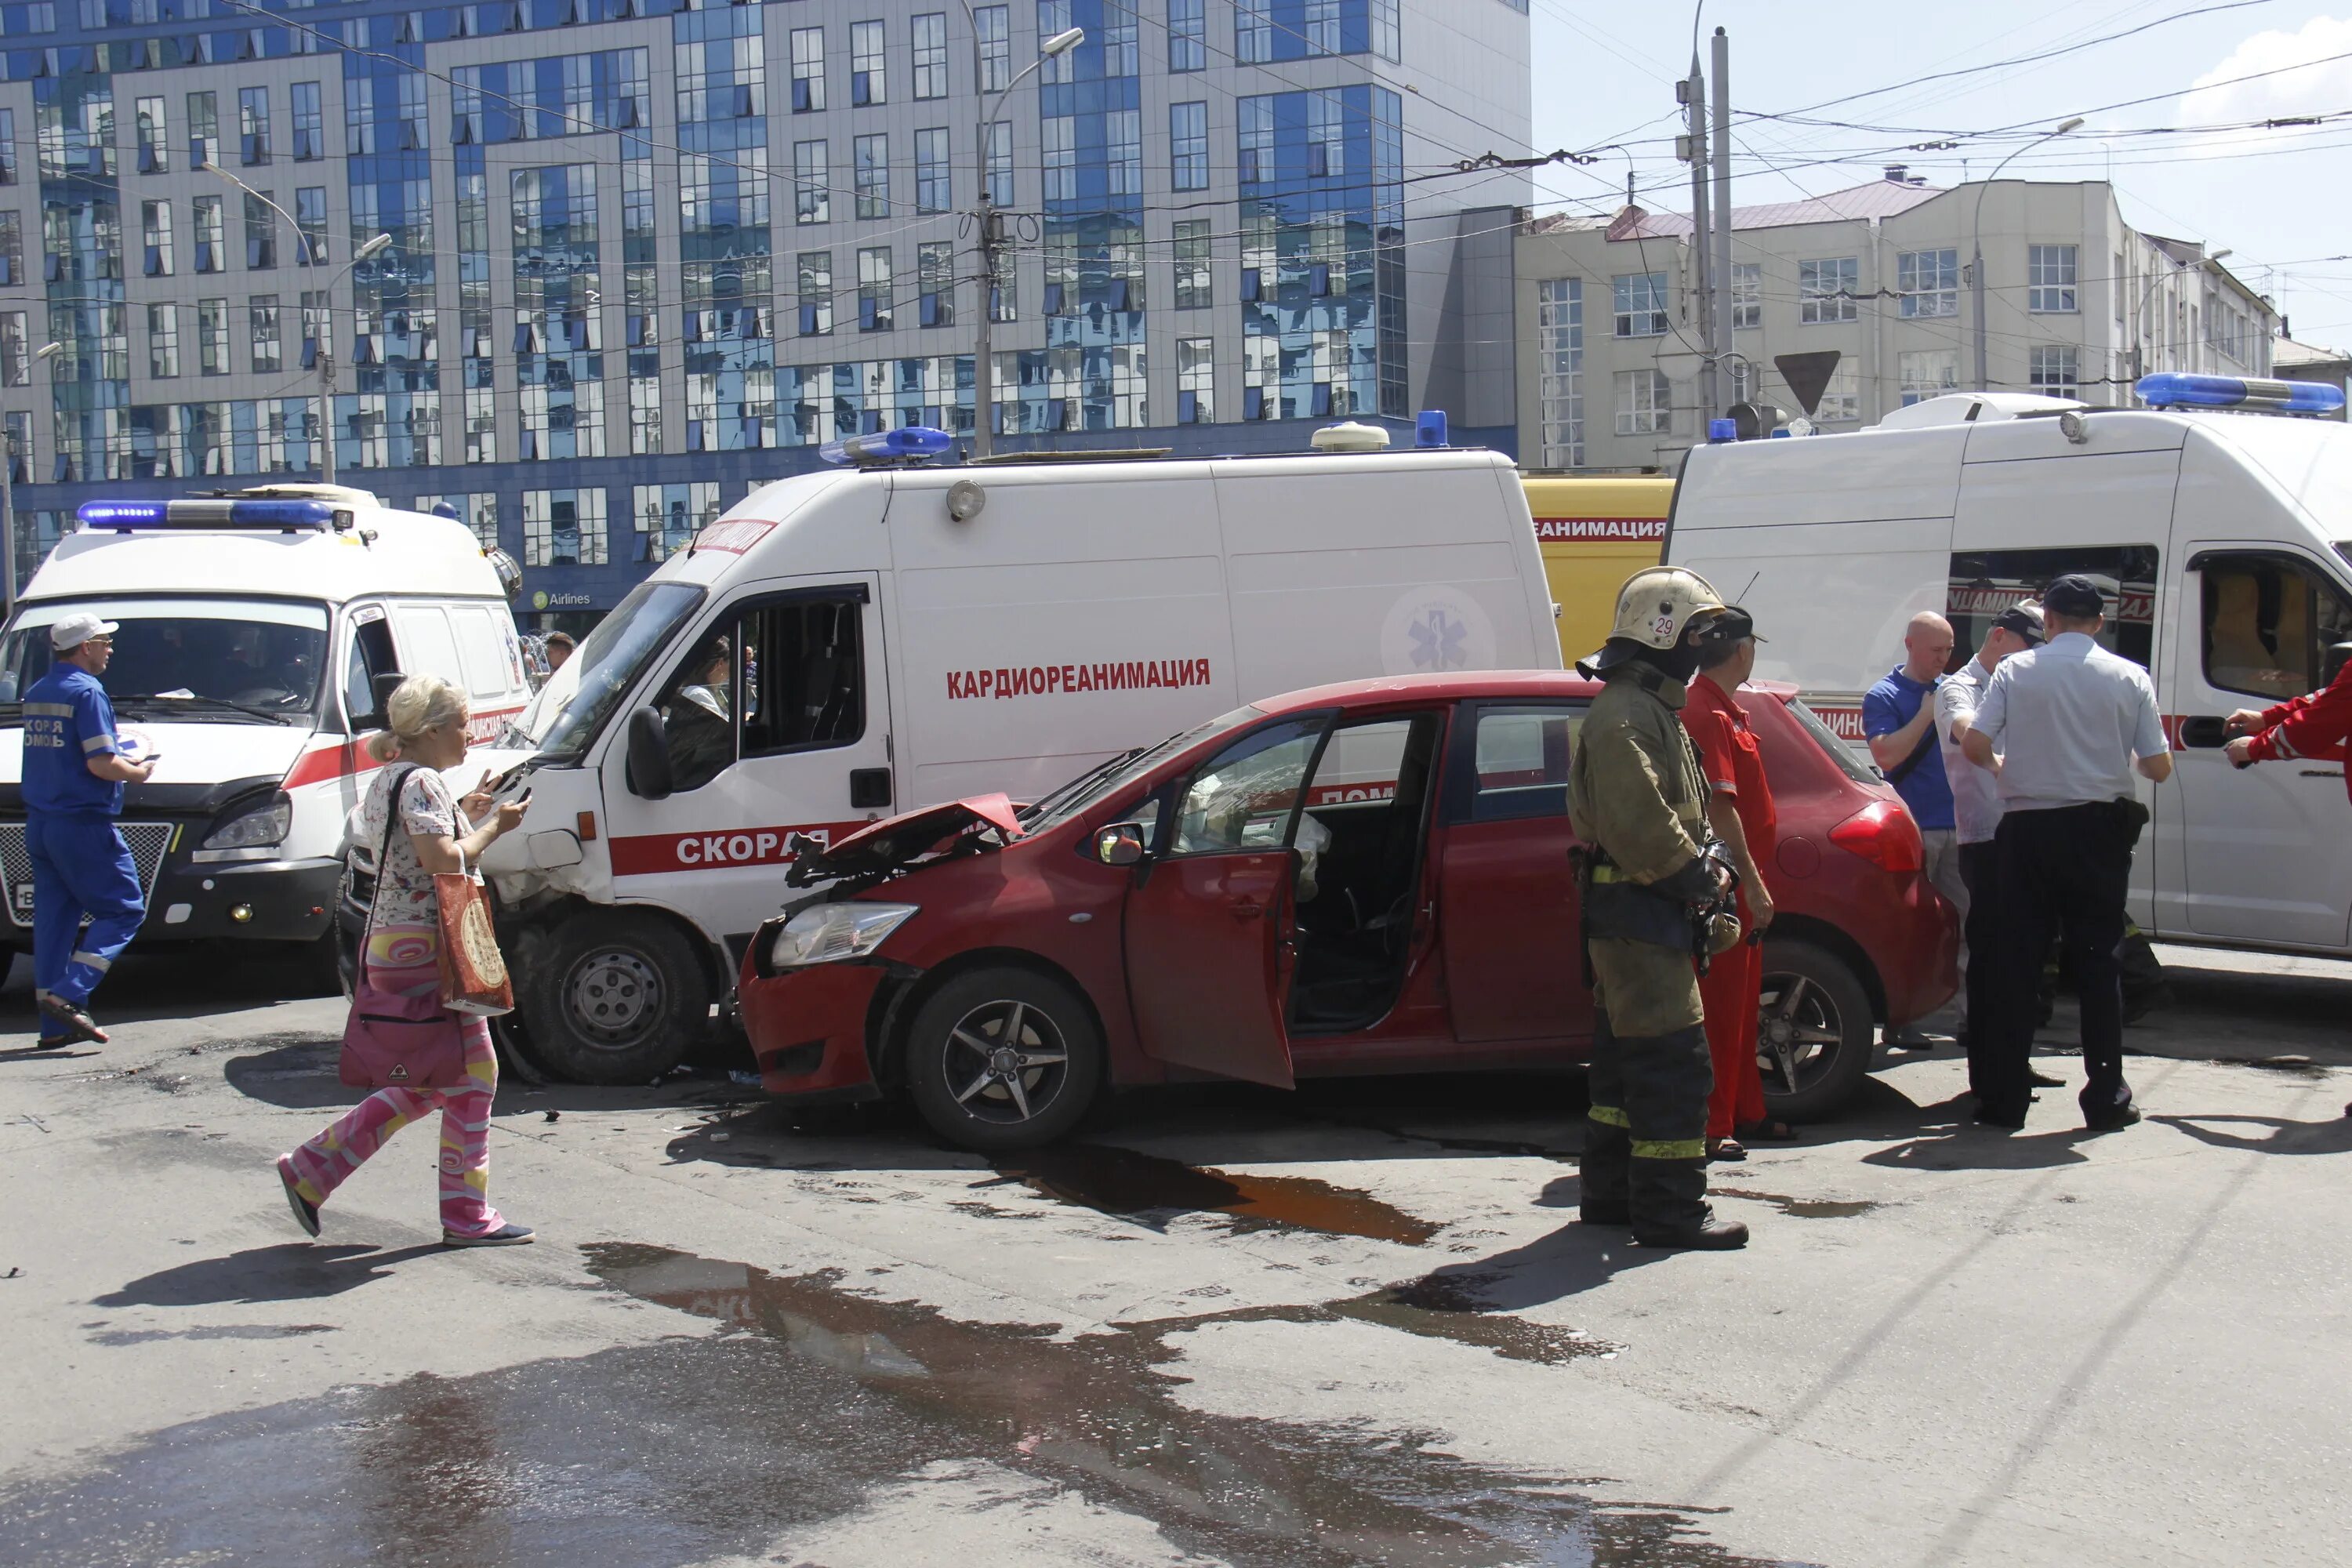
448 604 513 704
1784 697 1882 786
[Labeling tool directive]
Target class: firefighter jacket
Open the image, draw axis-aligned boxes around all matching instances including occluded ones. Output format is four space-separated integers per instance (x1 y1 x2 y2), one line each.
1570 660 1716 891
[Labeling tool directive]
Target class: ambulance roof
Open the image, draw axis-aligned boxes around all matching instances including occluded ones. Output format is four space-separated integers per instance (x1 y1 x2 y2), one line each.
23 499 508 606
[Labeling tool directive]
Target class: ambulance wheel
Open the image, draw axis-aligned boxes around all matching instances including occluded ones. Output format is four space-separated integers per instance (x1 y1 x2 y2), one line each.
903 968 1105 1152
1755 938 1875 1123
523 913 711 1085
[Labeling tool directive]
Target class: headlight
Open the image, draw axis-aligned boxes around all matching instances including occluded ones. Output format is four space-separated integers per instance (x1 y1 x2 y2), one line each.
205 792 292 851
768 902 917 967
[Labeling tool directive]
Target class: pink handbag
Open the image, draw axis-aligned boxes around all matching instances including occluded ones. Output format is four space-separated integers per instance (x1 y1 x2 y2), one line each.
339 765 471 1091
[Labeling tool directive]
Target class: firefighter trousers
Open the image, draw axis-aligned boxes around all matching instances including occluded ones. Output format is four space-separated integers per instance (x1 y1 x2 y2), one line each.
1581 925 1715 1236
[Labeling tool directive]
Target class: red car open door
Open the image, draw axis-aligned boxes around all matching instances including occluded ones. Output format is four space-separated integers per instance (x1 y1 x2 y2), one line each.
1122 715 1327 1089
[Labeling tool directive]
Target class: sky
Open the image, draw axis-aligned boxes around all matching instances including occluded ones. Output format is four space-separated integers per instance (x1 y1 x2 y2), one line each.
1516 1 2352 347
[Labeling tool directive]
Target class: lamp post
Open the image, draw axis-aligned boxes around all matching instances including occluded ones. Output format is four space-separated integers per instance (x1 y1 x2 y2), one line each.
960 14 1083 458
1969 117 2083 390
2 339 64 619
199 161 390 486
2132 247 2231 386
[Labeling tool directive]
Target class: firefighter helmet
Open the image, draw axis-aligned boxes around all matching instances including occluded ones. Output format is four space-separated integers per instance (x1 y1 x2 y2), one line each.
1610 566 1730 648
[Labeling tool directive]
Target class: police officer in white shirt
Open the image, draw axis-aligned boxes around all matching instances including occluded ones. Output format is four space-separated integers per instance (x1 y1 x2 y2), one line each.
1960 575 2172 1132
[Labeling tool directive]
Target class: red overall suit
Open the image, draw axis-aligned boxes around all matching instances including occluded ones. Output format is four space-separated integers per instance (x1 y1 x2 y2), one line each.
2245 658 2352 786
1683 671 1776 1139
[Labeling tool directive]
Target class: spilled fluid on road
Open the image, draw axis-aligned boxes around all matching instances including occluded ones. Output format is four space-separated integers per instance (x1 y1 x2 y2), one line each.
989 1142 1445 1245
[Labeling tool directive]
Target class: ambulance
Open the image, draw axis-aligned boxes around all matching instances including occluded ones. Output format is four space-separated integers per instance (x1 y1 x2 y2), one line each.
1664 372 2352 956
479 427 1560 1083
1519 472 1674 662
0 486 530 985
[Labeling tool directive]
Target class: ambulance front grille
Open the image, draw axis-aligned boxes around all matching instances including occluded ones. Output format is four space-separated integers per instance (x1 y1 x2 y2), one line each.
0 819 177 931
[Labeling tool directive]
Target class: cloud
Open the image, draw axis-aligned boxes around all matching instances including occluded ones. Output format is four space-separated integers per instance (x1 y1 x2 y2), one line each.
2178 13 2352 124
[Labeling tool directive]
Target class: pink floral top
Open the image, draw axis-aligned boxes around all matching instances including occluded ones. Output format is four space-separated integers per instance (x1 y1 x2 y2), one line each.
359 764 467 931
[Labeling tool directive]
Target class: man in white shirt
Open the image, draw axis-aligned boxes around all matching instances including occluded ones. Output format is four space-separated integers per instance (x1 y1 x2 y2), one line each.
1962 575 2172 1132
1936 600 2044 1098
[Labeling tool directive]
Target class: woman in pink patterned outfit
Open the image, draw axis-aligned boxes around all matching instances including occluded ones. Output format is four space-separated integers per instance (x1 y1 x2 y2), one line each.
276 674 532 1247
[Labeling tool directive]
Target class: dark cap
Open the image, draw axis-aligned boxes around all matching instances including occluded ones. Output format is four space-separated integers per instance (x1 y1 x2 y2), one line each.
1695 605 1766 646
1991 601 2045 645
2042 575 2105 618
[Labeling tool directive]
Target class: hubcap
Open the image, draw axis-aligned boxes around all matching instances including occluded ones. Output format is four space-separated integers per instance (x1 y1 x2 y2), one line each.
567 949 663 1048
943 999 1071 1126
1755 971 1846 1097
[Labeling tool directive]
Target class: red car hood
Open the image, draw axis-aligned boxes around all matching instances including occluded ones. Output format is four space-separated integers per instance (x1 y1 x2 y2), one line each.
792 794 1025 882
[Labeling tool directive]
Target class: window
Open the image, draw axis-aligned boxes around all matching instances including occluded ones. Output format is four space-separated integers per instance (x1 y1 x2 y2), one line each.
1043 115 1075 201
657 590 869 793
187 90 217 169
854 133 888 219
794 140 829 224
858 245 891 332
140 199 172 276
1898 248 1958 318
0 314 24 389
1370 0 1399 60
2028 244 2077 313
197 296 227 374
1613 271 1668 338
633 481 719 564
2114 250 2127 327
1104 0 1138 76
290 82 321 161
1177 335 1212 423
250 296 280 372
1303 0 1338 53
984 119 1011 205
1237 0 1271 64
192 194 224 272
975 5 1009 92
1170 717 1323 856
146 302 178 378
1169 0 1205 71
1810 360 1860 423
1536 277 1581 466
2198 553 2352 701
1461 706 1578 822
1106 109 1142 197
238 85 270 165
134 95 165 172
912 13 948 99
2029 344 2079 400
797 250 833 336
1171 102 1208 192
1898 347 1958 406
915 128 950 213
1038 1 1074 83
1613 368 1671 436
1730 262 1760 331
521 488 608 567
295 186 326 265
789 27 824 113
1799 256 1857 324
850 20 885 107
0 109 13 187
1174 218 1211 309
1948 544 2158 670
244 191 276 268
918 239 953 328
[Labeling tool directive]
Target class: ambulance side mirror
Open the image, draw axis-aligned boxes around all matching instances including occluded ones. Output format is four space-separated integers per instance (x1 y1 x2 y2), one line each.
626 706 674 800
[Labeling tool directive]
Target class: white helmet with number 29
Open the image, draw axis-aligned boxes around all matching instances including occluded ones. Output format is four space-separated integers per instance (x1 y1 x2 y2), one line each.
1608 565 1730 650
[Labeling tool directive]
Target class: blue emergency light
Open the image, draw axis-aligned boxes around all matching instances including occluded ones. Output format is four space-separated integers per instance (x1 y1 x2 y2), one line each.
2135 372 2347 416
818 426 953 467
76 497 337 531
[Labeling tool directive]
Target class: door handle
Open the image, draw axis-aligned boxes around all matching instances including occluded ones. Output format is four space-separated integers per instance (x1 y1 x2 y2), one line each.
2177 715 2230 749
2300 769 2345 779
1227 898 1265 920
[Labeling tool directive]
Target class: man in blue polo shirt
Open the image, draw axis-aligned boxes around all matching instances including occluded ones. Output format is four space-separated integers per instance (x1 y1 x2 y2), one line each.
22 612 157 1046
1864 610 1967 1047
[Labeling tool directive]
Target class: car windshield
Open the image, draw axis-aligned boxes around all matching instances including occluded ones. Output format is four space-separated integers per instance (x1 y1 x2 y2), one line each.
1018 704 1265 833
1785 698 1883 786
0 598 328 726
535 579 706 760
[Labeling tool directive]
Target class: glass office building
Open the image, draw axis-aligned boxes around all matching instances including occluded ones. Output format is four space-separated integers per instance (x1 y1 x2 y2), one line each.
0 0 1528 616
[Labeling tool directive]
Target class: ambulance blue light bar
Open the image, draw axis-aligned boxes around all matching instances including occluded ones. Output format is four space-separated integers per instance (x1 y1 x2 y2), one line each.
2136 372 2346 415
76 498 337 530
818 426 953 466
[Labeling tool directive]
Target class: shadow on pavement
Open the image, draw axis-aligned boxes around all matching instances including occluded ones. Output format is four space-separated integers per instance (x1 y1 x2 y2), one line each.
2151 1112 2352 1155
1861 1116 2105 1171
93 1242 449 1307
224 1036 769 1116
1403 1220 1669 1312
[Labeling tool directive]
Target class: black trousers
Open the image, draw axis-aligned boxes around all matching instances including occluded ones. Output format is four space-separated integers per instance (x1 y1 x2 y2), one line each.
1583 1009 1715 1232
1985 803 2135 1123
1956 839 2000 1100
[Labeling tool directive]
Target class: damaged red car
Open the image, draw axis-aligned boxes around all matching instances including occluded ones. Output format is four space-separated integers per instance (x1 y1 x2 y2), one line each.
739 671 1957 1152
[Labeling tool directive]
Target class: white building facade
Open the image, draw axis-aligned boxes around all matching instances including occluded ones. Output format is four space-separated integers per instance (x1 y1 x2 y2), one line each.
1516 173 2279 471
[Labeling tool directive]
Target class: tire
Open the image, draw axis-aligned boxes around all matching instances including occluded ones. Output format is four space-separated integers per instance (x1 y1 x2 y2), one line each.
902 967 1105 1152
520 911 712 1085
1755 938 1875 1123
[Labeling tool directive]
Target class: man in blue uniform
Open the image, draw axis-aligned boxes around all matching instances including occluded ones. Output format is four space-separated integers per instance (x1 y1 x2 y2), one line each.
22 612 157 1046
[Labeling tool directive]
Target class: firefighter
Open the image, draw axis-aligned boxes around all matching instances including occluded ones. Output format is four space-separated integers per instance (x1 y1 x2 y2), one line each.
1568 566 1750 1250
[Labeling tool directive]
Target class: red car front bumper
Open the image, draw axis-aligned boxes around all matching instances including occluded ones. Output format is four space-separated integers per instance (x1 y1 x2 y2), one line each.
737 962 887 1099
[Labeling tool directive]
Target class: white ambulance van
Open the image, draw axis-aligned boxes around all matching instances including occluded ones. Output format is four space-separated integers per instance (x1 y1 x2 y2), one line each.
1664 372 2352 959
480 430 1559 1083
0 486 530 985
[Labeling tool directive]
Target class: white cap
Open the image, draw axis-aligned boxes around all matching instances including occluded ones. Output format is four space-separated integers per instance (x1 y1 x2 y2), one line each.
50 612 120 651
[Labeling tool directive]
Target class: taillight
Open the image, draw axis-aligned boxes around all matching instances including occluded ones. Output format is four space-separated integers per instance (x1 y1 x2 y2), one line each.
1829 798 1923 873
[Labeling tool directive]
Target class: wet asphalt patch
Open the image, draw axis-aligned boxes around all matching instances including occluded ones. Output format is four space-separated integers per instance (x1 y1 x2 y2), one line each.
989 1142 1446 1246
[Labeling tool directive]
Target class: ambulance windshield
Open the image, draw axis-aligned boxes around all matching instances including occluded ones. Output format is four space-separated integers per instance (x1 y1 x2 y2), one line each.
535 579 707 759
0 597 328 725
1018 704 1264 833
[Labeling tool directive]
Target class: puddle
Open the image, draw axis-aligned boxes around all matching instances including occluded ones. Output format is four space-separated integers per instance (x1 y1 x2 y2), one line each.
87 1323 335 1345
990 1142 1443 1246
1136 1271 1617 1368
1708 1188 1879 1220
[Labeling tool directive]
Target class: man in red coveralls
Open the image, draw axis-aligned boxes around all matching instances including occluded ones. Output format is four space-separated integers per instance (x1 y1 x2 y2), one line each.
1681 609 1795 1160
2226 666 2352 1118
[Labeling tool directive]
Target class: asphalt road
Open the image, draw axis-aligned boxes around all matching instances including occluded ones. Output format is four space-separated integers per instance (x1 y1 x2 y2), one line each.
1 942 2347 1568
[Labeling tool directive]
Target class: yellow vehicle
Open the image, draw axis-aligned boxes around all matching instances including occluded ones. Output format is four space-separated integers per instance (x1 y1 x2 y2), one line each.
1519 473 1675 662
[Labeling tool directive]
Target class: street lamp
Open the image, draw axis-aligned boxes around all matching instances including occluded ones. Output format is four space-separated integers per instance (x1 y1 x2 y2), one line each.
200 160 390 485
962 13 1083 458
1 339 63 619
1969 116 2084 390
2132 247 2234 386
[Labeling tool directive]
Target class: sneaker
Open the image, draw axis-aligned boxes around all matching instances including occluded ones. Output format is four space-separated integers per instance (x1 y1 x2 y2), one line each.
443 1222 535 1247
34 991 106 1045
275 1155 320 1238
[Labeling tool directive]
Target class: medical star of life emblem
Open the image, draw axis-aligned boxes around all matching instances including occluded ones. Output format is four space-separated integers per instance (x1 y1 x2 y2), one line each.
1408 608 1469 670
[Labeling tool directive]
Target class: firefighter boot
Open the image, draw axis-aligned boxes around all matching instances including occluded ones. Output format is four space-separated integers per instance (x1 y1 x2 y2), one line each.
1580 1011 1632 1225
1624 1024 1748 1250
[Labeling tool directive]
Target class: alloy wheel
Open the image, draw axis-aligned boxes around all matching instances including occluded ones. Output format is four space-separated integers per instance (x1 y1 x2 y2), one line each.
941 998 1071 1126
1756 971 1846 1097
